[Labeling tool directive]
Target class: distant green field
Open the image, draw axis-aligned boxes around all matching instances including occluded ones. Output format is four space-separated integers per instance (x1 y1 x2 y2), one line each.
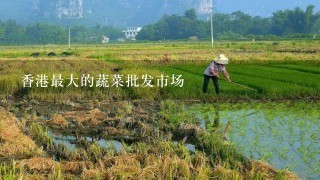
0 41 319 101
0 40 320 61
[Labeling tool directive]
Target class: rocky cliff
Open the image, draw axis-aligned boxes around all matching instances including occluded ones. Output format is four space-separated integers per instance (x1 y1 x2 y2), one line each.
1 0 214 26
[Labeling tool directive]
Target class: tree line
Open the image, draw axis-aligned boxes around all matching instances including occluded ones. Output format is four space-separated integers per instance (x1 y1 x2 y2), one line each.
0 21 122 45
0 5 319 45
137 5 320 41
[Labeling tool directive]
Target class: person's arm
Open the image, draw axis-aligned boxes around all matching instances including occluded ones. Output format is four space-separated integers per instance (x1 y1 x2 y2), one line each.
222 68 231 82
210 64 220 77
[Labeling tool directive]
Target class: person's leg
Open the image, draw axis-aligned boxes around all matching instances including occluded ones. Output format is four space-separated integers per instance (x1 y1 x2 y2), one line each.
212 76 220 94
202 74 210 93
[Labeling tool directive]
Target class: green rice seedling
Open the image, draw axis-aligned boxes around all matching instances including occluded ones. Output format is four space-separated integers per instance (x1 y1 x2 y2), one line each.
160 100 197 129
77 148 90 161
50 164 62 180
0 163 16 180
227 64 320 91
269 63 320 74
172 142 192 162
167 65 259 99
172 63 320 99
69 148 81 161
29 123 54 150
89 143 105 162
106 144 118 157
157 66 205 99
197 133 248 171
119 64 163 100
0 161 24 180
194 102 319 179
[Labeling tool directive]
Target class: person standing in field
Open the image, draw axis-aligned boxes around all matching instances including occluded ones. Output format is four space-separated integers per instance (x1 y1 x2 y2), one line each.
203 54 232 95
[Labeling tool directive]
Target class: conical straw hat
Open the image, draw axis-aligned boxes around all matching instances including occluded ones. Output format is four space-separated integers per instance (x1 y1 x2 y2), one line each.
214 54 229 64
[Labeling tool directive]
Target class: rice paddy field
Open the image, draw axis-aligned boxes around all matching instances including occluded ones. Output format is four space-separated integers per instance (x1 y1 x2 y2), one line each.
0 40 319 179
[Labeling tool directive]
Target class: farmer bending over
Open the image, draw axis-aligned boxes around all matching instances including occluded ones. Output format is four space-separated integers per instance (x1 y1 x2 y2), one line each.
203 54 231 95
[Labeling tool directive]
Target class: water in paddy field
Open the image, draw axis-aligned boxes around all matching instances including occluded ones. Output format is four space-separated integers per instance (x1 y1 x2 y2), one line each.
48 131 123 152
191 102 320 180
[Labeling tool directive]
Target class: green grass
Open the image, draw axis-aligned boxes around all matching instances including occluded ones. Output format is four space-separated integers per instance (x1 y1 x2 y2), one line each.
227 64 320 89
161 62 320 100
268 64 320 74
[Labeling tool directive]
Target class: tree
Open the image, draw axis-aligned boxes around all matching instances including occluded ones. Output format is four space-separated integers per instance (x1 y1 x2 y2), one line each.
101 26 123 40
136 25 156 40
185 9 197 20
248 16 272 35
312 12 320 33
154 17 170 40
3 20 27 44
304 5 316 33
26 23 66 44
137 9 209 41
0 23 5 39
70 26 92 43
230 11 253 35
271 5 319 35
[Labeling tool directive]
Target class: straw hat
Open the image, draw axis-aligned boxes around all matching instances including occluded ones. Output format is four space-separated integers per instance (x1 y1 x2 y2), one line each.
214 54 229 65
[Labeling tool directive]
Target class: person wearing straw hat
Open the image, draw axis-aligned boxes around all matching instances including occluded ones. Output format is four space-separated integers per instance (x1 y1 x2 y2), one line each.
203 54 232 95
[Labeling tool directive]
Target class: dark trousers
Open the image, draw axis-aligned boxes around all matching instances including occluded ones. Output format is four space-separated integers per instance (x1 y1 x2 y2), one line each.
203 74 219 94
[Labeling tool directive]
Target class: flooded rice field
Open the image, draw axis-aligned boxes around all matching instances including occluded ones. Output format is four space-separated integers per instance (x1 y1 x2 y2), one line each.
192 102 320 179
